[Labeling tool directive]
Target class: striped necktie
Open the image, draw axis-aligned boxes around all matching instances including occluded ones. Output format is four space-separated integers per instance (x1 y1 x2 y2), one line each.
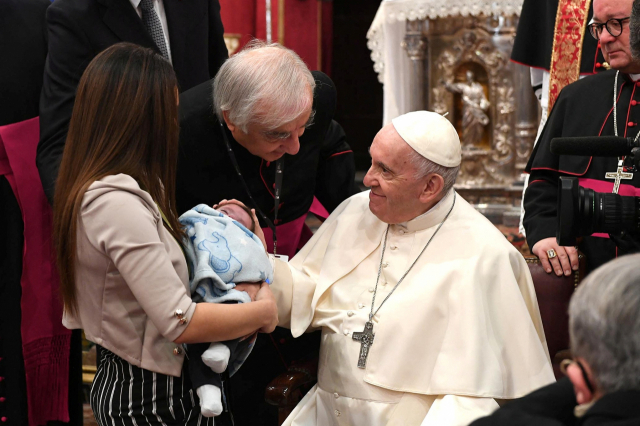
140 0 170 61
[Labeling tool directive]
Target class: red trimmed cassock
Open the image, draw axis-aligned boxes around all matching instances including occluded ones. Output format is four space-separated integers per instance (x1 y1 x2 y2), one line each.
523 70 640 273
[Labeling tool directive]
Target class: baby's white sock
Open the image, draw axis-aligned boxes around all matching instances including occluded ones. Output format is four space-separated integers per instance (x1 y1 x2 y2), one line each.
202 343 231 373
197 385 223 417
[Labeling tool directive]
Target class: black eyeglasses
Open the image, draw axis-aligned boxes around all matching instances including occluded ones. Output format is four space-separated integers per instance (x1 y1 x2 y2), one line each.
588 17 631 40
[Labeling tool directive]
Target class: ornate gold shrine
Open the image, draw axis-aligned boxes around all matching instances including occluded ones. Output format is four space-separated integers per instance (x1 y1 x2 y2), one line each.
402 15 539 222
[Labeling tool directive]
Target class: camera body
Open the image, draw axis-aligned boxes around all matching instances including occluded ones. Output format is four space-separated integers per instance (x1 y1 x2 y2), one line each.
556 177 640 246
550 136 640 246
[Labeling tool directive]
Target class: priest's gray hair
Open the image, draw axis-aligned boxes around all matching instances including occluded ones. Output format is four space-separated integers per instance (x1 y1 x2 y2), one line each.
409 150 459 193
569 253 640 394
213 40 315 133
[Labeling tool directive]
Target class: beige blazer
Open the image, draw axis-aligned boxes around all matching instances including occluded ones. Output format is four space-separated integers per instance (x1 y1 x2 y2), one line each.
63 174 196 377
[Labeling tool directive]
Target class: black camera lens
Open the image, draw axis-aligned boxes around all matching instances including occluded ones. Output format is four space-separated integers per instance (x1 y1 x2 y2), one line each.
557 177 640 245
592 191 638 233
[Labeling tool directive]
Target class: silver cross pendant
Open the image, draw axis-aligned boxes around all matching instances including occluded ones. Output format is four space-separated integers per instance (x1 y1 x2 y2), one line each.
352 321 375 368
605 159 633 194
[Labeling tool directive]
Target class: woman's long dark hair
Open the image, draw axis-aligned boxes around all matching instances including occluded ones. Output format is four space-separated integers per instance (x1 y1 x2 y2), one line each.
53 42 184 315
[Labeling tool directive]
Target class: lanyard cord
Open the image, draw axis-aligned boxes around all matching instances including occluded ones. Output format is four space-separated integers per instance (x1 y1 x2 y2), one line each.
219 121 281 254
273 157 283 254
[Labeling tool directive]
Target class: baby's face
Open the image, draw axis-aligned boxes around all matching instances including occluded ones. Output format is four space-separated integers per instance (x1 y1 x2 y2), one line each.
218 204 253 229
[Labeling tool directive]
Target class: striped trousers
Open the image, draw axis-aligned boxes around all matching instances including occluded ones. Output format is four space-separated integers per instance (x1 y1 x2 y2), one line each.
90 348 214 426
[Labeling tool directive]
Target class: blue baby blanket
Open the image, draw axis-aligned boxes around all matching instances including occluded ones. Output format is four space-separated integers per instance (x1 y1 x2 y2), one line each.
179 204 273 304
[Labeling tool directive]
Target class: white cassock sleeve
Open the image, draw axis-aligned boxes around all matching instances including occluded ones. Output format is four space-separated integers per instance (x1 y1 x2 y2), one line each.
271 256 295 329
385 393 498 426
418 395 498 426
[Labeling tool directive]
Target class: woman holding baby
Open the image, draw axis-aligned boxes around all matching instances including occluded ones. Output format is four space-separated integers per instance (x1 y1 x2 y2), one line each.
52 43 277 425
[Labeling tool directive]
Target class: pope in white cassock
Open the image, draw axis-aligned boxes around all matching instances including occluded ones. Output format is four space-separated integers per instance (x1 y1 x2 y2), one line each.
270 111 555 426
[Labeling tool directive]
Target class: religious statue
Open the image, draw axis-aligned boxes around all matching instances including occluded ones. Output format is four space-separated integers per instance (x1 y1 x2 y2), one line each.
444 71 490 148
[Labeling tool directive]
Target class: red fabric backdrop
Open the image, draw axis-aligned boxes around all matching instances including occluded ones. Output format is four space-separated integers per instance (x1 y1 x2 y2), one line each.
219 0 333 74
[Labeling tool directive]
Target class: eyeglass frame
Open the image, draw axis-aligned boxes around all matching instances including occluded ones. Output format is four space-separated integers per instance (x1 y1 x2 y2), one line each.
560 358 595 393
588 16 631 40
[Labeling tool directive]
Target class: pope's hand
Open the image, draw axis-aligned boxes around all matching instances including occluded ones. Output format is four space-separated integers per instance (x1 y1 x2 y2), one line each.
255 282 278 333
532 237 579 276
250 208 268 250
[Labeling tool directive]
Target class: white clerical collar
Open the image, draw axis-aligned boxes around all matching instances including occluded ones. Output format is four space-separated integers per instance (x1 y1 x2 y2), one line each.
631 74 640 81
393 189 456 233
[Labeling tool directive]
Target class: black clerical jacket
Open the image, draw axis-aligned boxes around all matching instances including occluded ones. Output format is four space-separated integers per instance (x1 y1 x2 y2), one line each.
176 71 359 226
524 70 640 272
0 0 50 127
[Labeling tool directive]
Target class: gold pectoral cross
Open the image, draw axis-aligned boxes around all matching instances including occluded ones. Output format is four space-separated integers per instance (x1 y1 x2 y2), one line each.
352 321 375 369
605 159 633 194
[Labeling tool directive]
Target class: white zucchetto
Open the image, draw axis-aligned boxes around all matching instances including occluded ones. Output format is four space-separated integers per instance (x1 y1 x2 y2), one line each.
391 111 461 167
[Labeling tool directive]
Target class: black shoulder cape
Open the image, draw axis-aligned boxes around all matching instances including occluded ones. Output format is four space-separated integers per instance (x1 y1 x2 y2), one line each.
511 0 600 74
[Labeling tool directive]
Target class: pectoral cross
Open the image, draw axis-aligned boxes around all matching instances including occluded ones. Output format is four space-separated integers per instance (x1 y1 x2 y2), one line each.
352 321 375 369
605 159 633 194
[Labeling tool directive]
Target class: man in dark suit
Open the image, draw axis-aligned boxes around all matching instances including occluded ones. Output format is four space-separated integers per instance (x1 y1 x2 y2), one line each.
471 254 640 426
37 0 228 202
178 41 358 425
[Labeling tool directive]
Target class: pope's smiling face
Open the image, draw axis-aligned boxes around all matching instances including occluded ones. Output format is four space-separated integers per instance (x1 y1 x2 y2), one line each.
363 124 431 224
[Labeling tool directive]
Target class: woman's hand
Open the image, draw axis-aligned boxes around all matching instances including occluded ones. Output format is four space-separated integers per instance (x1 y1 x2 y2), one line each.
255 282 278 333
175 283 278 344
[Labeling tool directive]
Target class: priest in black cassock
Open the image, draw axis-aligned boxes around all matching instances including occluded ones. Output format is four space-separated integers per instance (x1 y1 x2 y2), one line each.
511 0 600 96
177 41 358 425
523 0 640 276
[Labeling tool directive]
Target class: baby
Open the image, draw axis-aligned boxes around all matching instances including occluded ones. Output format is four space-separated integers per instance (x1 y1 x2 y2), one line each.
179 202 272 417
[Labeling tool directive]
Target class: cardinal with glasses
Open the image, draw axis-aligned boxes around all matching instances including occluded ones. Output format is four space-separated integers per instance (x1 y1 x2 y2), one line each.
523 0 640 277
268 111 554 426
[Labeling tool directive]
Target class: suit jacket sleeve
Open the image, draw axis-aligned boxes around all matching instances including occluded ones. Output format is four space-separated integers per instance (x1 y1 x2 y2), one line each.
314 119 359 213
37 3 93 203
208 0 227 78
469 378 577 426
